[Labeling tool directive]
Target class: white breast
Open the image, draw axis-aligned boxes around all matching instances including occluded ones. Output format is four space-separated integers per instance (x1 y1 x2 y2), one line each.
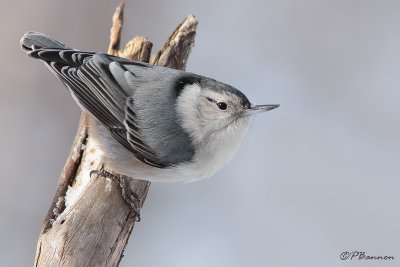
178 118 250 181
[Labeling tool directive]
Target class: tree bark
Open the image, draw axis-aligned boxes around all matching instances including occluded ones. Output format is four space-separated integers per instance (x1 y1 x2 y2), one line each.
34 3 198 266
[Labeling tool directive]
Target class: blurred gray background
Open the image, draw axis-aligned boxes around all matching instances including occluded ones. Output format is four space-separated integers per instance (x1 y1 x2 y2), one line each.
1 0 399 266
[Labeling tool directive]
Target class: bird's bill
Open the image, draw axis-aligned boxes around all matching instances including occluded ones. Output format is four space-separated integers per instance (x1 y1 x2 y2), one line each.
252 104 279 111
244 104 279 115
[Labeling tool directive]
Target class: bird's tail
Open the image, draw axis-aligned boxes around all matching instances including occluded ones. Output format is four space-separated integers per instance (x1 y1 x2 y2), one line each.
20 31 71 52
20 31 92 67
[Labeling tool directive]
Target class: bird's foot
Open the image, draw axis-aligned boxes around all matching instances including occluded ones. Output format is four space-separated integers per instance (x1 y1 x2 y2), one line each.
90 168 141 222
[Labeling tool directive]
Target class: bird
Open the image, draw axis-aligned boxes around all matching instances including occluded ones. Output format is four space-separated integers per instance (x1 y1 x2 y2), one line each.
20 32 279 184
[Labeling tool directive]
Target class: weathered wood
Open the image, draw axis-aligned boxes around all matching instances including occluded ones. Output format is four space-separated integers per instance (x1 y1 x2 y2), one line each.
38 113 89 235
108 2 124 55
33 3 197 267
151 14 197 70
117 36 153 61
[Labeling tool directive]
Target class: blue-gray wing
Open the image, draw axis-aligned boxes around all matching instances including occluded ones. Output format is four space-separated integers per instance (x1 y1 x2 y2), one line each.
75 54 164 167
22 33 165 167
21 32 195 168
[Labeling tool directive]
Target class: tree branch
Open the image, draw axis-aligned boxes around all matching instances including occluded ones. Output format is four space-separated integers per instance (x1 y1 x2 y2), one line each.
108 2 124 55
151 14 198 70
33 3 197 266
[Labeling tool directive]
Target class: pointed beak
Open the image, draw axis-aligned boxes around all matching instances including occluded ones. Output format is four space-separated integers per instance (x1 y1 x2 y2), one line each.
251 104 279 111
244 104 279 115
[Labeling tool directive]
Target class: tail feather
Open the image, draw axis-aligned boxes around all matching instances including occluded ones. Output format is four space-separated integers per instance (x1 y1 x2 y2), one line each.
20 32 93 66
20 31 71 52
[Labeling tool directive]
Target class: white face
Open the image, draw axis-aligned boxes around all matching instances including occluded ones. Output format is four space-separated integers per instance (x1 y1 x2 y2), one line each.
176 83 251 145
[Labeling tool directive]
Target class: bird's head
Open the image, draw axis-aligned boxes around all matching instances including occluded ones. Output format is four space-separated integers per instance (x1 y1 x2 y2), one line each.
175 75 279 145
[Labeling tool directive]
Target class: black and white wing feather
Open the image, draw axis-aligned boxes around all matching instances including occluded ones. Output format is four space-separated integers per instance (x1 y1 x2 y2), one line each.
21 32 166 168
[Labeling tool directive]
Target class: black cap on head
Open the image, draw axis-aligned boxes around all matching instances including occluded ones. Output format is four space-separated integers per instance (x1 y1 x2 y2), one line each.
200 78 251 108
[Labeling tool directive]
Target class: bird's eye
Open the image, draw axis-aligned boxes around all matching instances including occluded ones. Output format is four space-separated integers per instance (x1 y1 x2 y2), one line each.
217 102 227 110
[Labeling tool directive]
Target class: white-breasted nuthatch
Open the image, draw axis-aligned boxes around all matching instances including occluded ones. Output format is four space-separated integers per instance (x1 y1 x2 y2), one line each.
21 32 279 183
